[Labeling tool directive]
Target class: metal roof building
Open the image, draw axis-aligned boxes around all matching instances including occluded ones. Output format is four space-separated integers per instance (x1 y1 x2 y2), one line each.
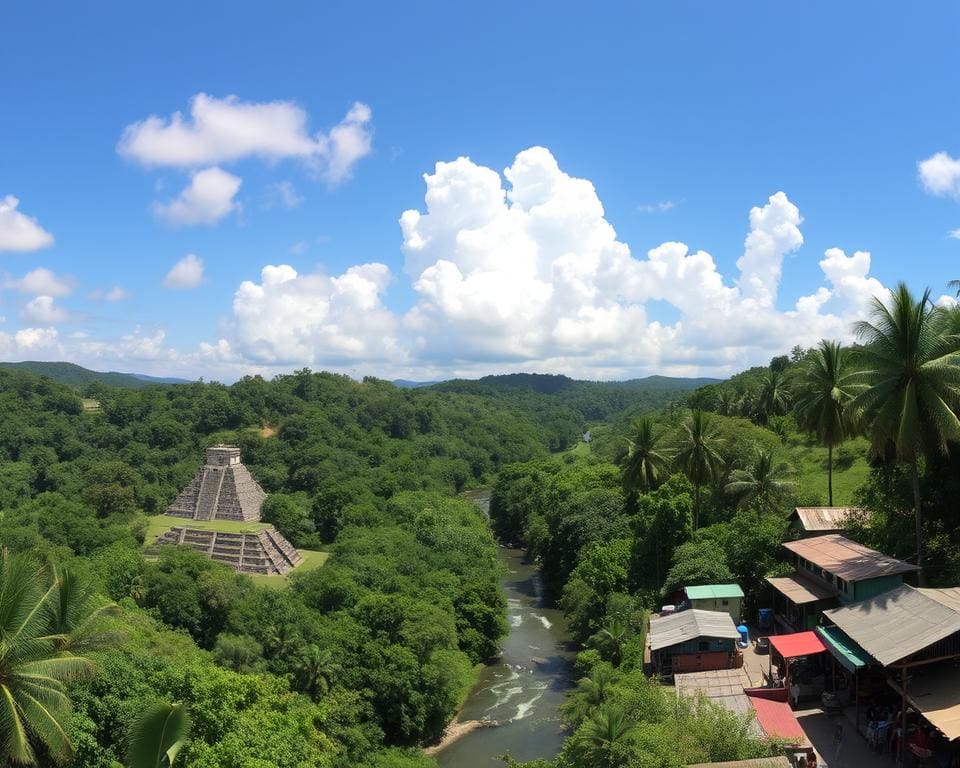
687 759 791 768
782 534 918 581
685 584 745 600
822 584 960 667
789 506 860 534
649 609 741 651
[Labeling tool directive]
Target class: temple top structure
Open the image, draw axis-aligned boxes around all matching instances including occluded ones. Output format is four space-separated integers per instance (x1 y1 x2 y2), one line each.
165 444 266 522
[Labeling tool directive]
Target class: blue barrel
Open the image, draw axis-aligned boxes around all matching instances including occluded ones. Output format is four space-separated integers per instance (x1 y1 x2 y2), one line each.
737 624 749 647
758 608 773 629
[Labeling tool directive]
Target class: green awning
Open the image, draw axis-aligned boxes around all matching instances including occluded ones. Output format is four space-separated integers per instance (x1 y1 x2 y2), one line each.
815 625 871 672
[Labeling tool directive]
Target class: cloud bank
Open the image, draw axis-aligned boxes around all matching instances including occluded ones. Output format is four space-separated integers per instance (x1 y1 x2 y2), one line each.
0 195 54 252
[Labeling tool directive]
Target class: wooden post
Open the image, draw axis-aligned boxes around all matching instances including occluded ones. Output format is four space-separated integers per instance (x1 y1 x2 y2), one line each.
855 670 860 733
900 666 907 764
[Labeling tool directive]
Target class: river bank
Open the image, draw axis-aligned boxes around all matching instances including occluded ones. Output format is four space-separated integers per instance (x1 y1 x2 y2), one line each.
434 544 574 767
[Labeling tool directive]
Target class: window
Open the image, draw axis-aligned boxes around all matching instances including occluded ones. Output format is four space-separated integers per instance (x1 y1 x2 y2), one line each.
698 641 710 652
721 599 729 606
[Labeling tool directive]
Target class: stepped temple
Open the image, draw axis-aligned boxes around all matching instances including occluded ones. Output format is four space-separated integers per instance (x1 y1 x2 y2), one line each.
154 445 303 575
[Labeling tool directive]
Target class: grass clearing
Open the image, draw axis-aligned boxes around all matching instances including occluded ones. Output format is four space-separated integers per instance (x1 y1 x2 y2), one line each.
143 514 270 544
248 549 330 589
783 436 871 506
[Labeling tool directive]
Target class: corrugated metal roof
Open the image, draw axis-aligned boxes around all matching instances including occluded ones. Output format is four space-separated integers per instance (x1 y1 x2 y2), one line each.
782 533 918 581
688 759 791 768
675 669 761 734
889 665 960 740
649 609 741 651
767 573 836 604
747 695 807 743
823 584 960 666
685 584 745 600
790 506 860 531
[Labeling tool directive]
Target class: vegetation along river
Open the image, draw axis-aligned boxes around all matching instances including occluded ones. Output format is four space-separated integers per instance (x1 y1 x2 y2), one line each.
436 492 574 767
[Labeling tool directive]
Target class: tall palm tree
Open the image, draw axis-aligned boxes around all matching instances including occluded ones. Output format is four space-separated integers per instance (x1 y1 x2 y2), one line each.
125 701 191 768
0 551 97 765
561 666 615 725
577 703 638 767
756 369 791 424
587 618 629 667
293 645 337 699
852 283 960 584
793 340 863 505
619 416 670 497
673 410 723 530
724 448 795 516
45 565 121 653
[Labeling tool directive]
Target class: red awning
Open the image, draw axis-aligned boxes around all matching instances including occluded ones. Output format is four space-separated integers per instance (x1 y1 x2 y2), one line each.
748 695 808 744
768 631 826 659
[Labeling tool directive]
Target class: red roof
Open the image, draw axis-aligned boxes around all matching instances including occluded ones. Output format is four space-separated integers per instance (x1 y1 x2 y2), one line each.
748 695 807 743
768 631 826 659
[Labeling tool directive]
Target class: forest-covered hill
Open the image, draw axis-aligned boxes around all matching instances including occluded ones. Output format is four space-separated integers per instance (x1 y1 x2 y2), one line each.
0 360 192 388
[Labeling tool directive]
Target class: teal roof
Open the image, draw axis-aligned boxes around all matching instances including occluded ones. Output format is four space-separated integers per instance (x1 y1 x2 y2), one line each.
685 584 744 600
815 625 871 672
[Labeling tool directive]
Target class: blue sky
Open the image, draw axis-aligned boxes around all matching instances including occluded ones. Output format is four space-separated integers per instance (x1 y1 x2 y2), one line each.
1 2 959 381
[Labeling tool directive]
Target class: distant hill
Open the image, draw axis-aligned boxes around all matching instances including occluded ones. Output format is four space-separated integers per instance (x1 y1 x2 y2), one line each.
433 372 720 395
391 379 442 389
0 361 192 389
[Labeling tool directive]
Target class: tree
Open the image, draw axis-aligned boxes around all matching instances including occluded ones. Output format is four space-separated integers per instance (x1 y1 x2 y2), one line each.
294 645 338 699
619 417 670 497
0 551 97 765
576 703 637 768
756 369 791 424
46 565 121 653
561 665 616 725
587 618 629 667
724 448 795 516
672 410 723 529
663 540 734 595
852 283 960 584
125 701 191 768
794 339 863 505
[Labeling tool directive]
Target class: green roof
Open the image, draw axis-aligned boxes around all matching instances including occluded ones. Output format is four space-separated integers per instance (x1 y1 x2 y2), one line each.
816 625 871 671
685 584 744 600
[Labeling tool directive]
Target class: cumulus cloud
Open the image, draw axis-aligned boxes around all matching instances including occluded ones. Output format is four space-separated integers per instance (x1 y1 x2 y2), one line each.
949 228 960 240
394 147 890 375
21 295 67 324
225 262 400 365
118 94 373 184
163 254 205 289
919 151 960 198
154 167 241 227
0 327 60 359
6 267 74 296
0 195 54 252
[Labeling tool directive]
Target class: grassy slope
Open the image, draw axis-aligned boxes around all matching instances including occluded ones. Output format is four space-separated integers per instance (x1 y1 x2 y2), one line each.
782 435 872 506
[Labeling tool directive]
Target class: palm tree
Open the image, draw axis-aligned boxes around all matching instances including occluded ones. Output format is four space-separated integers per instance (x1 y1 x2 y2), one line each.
293 645 337 699
0 551 97 765
724 448 795 516
125 701 191 768
756 369 791 424
619 416 670 497
577 703 637 767
45 565 121 653
561 666 615 724
587 618 629 667
852 283 960 584
793 340 863 505
673 410 723 529
716 389 737 417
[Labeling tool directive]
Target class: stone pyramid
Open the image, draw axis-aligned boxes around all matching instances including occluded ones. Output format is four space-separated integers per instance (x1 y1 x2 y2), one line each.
166 445 266 522
156 445 303 575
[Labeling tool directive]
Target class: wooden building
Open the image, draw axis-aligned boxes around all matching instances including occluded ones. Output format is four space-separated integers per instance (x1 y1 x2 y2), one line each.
787 506 859 537
684 584 744 624
648 609 742 678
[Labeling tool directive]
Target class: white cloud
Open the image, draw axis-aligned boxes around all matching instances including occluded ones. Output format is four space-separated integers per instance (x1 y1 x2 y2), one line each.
949 228 960 240
118 94 373 184
395 147 889 375
637 200 677 213
21 295 67 324
0 327 60 358
7 267 74 296
226 262 400 365
163 254 205 289
89 286 129 301
154 167 241 227
919 151 960 198
0 195 54 252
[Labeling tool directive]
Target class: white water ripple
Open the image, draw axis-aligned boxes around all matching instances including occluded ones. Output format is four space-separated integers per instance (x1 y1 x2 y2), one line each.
531 614 552 629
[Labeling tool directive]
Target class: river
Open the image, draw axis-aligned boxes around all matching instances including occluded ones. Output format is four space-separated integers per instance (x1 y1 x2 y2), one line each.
436 493 574 768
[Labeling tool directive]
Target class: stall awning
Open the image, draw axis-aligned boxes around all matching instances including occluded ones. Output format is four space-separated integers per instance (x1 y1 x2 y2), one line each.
888 666 960 741
768 631 826 660
815 625 871 672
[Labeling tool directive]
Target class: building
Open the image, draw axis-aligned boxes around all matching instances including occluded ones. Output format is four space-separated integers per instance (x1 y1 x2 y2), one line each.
154 445 303 575
766 534 917 632
675 668 762 736
648 609 742 677
687 760 791 768
684 584 744 624
787 506 859 537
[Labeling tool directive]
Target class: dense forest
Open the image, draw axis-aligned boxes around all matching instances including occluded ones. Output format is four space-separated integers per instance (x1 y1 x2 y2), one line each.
0 364 708 767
